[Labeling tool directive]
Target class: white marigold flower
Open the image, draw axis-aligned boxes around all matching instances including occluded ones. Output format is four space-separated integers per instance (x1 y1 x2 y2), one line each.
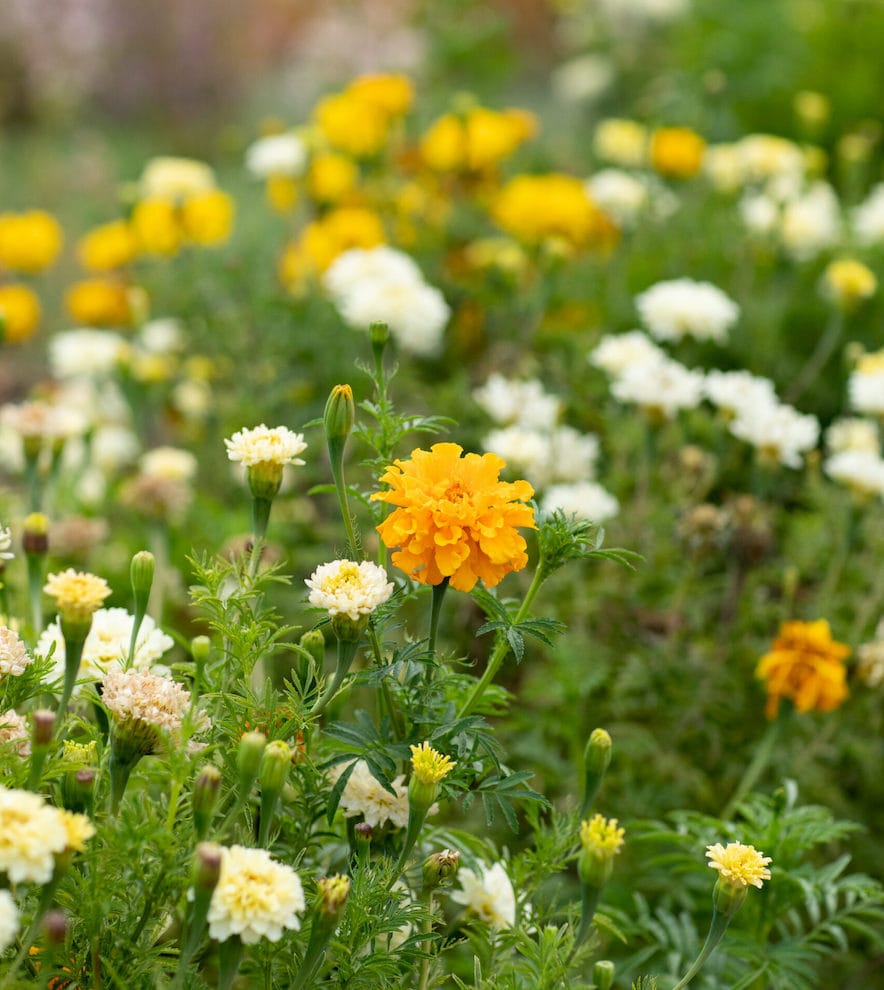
0 710 30 758
245 133 308 179
0 889 20 953
484 426 552 480
704 370 778 419
636 278 740 344
546 426 600 483
849 360 884 417
208 845 305 944
823 450 884 498
224 425 307 468
826 418 880 456
140 446 198 482
0 400 83 443
449 861 516 931
330 760 411 829
323 246 424 301
540 482 619 523
49 329 129 379
39 607 175 688
586 169 648 227
729 400 820 468
138 318 183 355
739 192 779 236
611 357 705 419
102 668 194 737
306 560 393 622
0 786 68 884
0 627 31 677
780 182 841 260
140 156 216 200
0 526 13 561
589 331 666 377
852 183 884 246
551 53 613 106
473 374 562 429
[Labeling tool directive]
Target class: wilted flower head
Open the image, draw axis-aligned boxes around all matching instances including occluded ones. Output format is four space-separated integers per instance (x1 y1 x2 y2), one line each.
756 619 850 718
371 443 535 592
44 569 111 623
103 668 195 755
449 862 516 930
706 842 771 890
207 844 305 944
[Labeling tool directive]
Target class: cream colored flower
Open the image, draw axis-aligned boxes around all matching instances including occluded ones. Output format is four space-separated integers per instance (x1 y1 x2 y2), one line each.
306 560 393 621
706 842 771 889
0 890 20 953
43 569 111 621
140 156 216 200
0 627 31 677
58 809 95 852
224 424 307 468
330 760 411 829
636 279 739 344
450 862 516 930
140 446 198 482
0 786 68 884
207 845 305 944
102 668 193 736
0 710 29 758
0 526 13 561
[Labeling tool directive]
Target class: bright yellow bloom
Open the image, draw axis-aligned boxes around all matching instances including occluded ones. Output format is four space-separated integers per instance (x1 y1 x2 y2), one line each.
265 176 298 213
181 190 235 246
346 73 414 116
756 619 850 719
410 741 456 784
279 207 385 288
649 126 706 178
44 568 111 622
58 809 95 852
492 173 618 251
132 198 181 256
371 442 535 592
65 278 134 327
420 107 536 173
0 210 63 273
822 259 877 309
314 92 391 158
594 119 648 167
0 284 41 344
706 842 771 889
307 152 359 203
580 814 625 859
77 220 139 272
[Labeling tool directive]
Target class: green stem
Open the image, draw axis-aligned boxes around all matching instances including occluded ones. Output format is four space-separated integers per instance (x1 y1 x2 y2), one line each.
427 579 449 664
671 908 731 990
329 439 359 560
310 639 358 718
784 309 843 405
109 747 139 815
127 603 146 668
290 917 335 990
457 566 545 719
0 881 57 988
217 936 245 990
25 454 42 513
248 497 273 581
26 552 45 644
56 636 85 728
574 886 601 953
417 895 435 990
721 708 787 820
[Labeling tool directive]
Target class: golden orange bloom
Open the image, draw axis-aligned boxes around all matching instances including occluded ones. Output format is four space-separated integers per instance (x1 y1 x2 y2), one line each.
371 442 535 592
181 189 235 246
0 284 41 343
756 619 850 719
77 220 139 272
65 278 134 327
649 126 706 178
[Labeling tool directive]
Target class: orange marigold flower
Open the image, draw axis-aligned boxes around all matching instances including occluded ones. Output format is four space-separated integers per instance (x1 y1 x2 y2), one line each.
370 442 535 592
756 619 850 719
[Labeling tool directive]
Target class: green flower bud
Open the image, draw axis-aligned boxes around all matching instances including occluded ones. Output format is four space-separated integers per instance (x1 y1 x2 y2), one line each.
247 462 285 502
711 877 749 919
192 765 222 839
191 635 211 665
581 728 612 816
317 874 351 923
324 384 355 446
593 959 615 990
422 849 460 894
61 767 96 816
236 731 267 797
259 740 291 795
130 550 155 607
370 320 389 363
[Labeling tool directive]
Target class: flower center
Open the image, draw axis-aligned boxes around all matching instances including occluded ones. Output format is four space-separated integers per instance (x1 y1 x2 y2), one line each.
324 563 362 593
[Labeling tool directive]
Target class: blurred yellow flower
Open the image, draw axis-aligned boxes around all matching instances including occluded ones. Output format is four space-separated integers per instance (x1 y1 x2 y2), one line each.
132 198 181 256
822 258 877 309
594 119 648 167
265 176 298 213
314 93 390 158
492 173 618 251
650 126 706 178
65 279 134 327
307 152 359 204
77 220 139 272
420 107 536 173
280 206 385 289
181 190 235 246
346 73 414 116
0 284 41 344
0 210 63 273
371 442 535 592
139 156 216 200
756 619 850 719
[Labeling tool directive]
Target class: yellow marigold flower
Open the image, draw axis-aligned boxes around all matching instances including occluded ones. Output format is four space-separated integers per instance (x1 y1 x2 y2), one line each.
314 92 391 158
139 156 216 201
58 809 95 852
594 118 648 167
181 190 235 247
265 176 298 213
0 210 63 273
580 814 625 859
63 740 97 766
756 619 850 719
303 207 385 272
649 126 706 179
65 278 134 327
410 741 456 784
822 258 877 309
420 114 466 172
420 108 536 173
346 73 414 117
43 568 111 622
307 152 359 204
132 198 182 256
706 842 771 890
0 284 41 344
77 220 139 272
371 442 535 592
492 173 618 251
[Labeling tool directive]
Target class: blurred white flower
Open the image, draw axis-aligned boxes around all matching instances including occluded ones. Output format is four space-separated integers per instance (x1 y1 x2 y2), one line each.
138 318 183 355
245 133 308 179
589 330 666 376
823 449 884 498
704 370 777 419
636 279 739 344
780 182 841 260
49 329 128 379
852 183 884 246
473 374 562 429
826 418 880 455
450 861 516 930
140 446 198 482
0 889 19 953
540 481 619 523
551 54 613 105
729 400 819 468
611 357 705 419
586 170 647 228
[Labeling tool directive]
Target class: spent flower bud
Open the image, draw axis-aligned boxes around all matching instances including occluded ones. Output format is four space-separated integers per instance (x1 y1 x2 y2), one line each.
317 874 351 922
194 842 223 891
31 708 56 747
422 849 461 894
42 909 68 947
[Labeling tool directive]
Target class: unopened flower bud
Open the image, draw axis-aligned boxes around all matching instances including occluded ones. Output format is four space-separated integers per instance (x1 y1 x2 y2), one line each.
324 384 355 446
317 874 351 922
191 635 211 665
194 842 223 891
192 765 222 839
61 767 96 815
593 959 615 990
370 321 389 363
23 512 49 556
130 550 155 608
42 909 68 947
31 708 56 747
354 821 373 845
711 876 749 919
259 739 291 795
422 849 460 894
237 731 266 797
581 728 612 816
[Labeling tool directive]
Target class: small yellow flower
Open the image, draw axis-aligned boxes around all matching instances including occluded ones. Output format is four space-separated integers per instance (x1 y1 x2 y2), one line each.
63 740 98 766
265 175 299 213
649 126 706 179
65 278 134 327
0 284 41 344
580 814 625 860
181 190 235 247
132 198 181 256
706 842 771 890
307 152 359 204
822 259 877 309
0 210 63 273
410 741 456 784
58 809 95 852
43 569 111 622
77 220 139 272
